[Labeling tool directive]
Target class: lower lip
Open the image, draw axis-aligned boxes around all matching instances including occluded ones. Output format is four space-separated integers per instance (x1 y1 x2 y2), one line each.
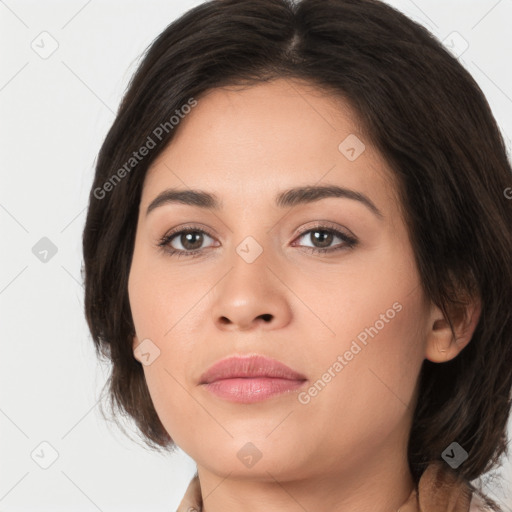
202 377 307 403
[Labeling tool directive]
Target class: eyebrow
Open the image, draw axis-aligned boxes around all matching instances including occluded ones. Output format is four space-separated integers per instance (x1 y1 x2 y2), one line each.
146 184 384 219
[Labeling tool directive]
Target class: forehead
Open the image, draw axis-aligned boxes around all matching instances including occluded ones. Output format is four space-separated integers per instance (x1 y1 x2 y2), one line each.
141 78 398 217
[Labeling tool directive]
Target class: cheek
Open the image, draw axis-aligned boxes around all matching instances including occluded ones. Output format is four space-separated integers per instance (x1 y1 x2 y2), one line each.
309 283 426 421
128 247 205 341
141 361 196 448
298 282 425 401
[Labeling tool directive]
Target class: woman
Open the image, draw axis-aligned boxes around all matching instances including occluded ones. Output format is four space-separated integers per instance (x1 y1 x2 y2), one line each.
81 0 512 510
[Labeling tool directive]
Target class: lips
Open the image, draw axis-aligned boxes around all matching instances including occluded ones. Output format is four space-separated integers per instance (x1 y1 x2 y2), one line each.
199 354 308 403
199 354 307 384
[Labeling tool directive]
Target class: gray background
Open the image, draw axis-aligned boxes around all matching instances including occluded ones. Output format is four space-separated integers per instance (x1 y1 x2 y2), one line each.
1 0 511 510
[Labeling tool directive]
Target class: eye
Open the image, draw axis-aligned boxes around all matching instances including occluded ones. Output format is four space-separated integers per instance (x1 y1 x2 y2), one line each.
157 225 217 258
292 224 358 254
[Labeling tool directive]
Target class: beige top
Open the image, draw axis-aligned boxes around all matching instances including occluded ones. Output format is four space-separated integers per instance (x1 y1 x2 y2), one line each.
176 461 493 512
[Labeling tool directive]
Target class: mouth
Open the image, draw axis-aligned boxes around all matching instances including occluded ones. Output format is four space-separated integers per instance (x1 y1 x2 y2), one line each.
199 354 308 403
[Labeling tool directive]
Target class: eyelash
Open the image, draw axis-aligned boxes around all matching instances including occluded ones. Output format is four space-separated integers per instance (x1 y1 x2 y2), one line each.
157 223 358 259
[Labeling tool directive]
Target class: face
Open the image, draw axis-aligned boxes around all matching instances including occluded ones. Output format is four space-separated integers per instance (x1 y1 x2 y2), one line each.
128 78 433 482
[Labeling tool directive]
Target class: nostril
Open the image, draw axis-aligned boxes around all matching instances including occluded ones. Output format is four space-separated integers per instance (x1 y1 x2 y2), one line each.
259 314 273 322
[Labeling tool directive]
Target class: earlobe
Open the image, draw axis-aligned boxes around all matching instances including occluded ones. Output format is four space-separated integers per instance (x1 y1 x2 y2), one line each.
424 296 481 363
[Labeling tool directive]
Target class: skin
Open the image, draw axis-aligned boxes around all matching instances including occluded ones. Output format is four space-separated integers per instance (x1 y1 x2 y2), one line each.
127 78 481 512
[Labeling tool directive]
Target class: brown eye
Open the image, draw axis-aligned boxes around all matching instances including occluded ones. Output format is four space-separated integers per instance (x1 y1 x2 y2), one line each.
158 226 217 258
173 230 207 251
293 226 358 254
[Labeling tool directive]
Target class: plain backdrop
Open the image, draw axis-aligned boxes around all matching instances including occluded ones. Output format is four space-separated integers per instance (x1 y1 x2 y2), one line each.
1 0 511 510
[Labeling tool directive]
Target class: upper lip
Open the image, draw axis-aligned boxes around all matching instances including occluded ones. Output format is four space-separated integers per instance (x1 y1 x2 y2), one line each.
199 354 307 384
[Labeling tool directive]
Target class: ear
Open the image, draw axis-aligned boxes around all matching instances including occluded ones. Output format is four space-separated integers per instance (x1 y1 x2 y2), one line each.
424 295 481 363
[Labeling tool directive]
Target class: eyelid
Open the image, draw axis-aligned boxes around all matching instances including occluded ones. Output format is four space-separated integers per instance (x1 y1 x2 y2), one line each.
161 223 216 240
293 220 356 239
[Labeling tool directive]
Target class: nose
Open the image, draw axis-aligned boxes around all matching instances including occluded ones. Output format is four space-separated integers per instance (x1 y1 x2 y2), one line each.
210 245 292 332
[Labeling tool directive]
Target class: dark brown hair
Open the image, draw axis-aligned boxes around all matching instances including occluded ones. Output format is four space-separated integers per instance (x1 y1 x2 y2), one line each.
82 0 512 507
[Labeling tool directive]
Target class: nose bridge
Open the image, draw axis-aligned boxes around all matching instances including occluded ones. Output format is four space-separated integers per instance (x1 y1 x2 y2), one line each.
226 232 273 302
